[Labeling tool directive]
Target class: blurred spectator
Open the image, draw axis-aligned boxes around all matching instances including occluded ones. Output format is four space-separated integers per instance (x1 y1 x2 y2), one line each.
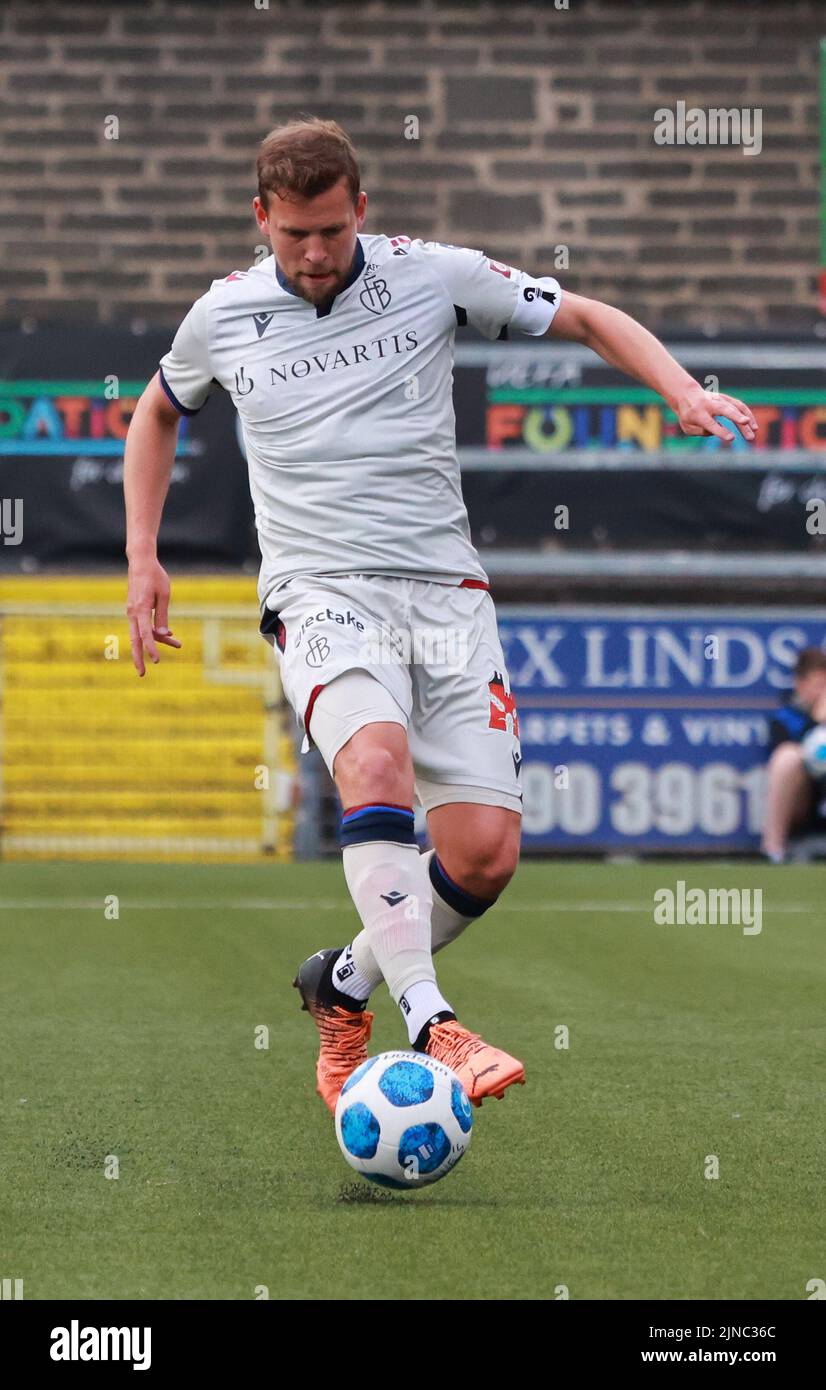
762 648 826 862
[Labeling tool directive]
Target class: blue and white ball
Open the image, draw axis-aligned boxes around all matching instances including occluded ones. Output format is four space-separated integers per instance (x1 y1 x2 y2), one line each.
335 1051 473 1189
801 725 826 782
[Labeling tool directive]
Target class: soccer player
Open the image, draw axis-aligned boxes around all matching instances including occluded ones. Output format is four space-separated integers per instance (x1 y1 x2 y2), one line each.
124 118 757 1111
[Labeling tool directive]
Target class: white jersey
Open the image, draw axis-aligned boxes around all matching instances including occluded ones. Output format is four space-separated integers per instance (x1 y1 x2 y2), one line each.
158 233 562 607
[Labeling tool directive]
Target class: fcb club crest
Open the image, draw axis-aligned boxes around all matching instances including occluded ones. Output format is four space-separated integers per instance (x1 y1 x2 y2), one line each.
359 276 391 315
488 670 519 738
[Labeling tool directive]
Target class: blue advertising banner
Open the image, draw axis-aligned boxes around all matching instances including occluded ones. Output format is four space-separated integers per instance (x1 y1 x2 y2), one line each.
498 606 826 851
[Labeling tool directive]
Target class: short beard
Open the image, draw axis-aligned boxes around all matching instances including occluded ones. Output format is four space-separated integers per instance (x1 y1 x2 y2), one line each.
288 270 343 308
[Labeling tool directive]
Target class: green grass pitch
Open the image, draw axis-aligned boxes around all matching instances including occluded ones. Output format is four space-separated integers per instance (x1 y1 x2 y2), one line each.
0 859 822 1301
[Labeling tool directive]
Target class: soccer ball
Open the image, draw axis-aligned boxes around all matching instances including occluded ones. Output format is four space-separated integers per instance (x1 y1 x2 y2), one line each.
335 1051 473 1190
801 725 826 782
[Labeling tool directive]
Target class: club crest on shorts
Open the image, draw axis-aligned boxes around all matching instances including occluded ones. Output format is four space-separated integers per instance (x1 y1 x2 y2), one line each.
305 634 331 667
488 670 519 738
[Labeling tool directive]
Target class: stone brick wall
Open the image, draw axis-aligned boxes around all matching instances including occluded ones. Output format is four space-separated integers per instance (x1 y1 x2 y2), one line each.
0 0 822 332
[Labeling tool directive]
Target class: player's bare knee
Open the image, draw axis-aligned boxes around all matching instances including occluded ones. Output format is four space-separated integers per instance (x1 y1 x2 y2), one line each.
334 731 413 804
769 741 803 767
768 742 806 779
453 839 519 899
481 847 519 898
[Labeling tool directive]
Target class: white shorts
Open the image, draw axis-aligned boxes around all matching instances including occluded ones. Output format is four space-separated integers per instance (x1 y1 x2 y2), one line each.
260 573 523 815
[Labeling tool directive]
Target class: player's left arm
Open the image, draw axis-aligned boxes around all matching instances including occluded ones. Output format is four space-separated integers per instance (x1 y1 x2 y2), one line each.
547 290 757 443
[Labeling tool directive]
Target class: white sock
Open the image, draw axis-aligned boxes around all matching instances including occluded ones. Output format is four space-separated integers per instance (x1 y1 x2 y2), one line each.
341 840 452 1020
398 979 455 1047
422 848 482 954
341 848 480 1001
331 942 377 1002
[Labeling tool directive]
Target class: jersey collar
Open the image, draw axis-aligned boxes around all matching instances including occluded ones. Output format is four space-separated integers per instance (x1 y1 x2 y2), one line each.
274 237 366 318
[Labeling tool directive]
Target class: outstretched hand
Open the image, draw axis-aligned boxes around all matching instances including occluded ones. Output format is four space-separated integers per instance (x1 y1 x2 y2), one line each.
674 385 757 444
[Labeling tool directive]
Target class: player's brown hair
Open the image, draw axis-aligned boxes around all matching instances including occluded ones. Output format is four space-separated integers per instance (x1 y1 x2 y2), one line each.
256 117 360 210
794 646 826 678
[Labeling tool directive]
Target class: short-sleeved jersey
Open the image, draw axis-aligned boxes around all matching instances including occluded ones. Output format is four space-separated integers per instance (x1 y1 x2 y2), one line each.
769 696 815 750
158 233 562 607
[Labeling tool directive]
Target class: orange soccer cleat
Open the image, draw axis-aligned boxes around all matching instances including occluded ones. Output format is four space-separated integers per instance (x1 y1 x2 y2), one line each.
292 948 375 1114
424 1019 526 1106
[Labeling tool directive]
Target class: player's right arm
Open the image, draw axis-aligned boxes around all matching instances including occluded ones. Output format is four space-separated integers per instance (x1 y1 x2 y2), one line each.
124 372 184 676
124 291 214 676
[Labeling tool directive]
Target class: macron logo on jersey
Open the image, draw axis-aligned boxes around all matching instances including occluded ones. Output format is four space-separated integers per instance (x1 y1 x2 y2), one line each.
252 311 276 339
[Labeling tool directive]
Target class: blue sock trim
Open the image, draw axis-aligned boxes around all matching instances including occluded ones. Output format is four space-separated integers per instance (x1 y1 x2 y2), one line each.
339 804 416 849
429 853 495 919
